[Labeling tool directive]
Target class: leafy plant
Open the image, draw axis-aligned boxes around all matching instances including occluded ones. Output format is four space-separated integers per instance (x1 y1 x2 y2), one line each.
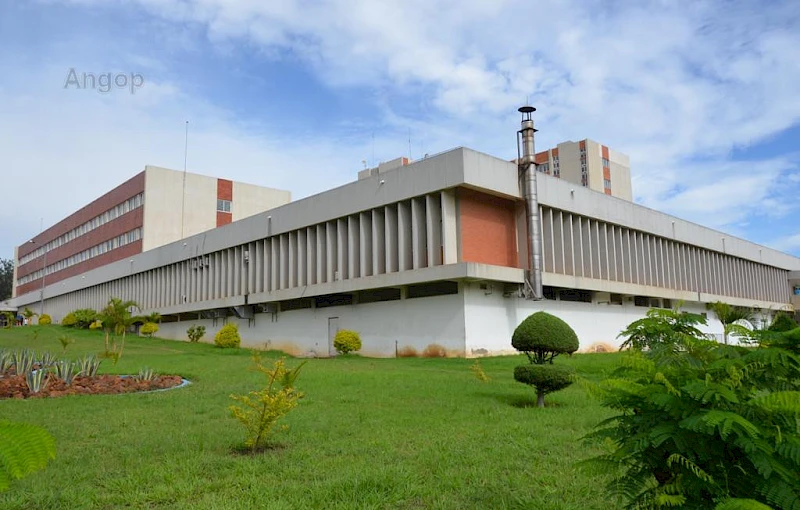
76 355 101 377
229 353 306 452
215 323 241 349
97 297 140 361
70 309 98 329
470 359 490 382
60 313 77 328
12 349 35 376
37 314 52 326
53 360 76 385
333 329 361 355
38 352 55 369
140 322 159 337
89 320 102 330
187 325 206 343
422 344 447 358
584 315 800 509
705 301 755 344
0 420 56 492
134 367 156 382
0 350 11 375
617 306 706 350
25 369 50 394
2 312 14 329
769 312 798 333
21 307 37 325
512 312 579 408
58 335 75 353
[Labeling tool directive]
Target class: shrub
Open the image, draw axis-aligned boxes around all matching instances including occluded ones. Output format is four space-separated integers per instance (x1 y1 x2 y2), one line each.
58 335 75 354
61 313 77 327
397 345 418 358
584 317 800 509
215 323 241 348
187 325 206 343
72 309 98 329
89 320 102 330
333 330 361 355
618 307 706 350
140 322 159 337
512 311 579 364
769 312 798 333
422 343 447 358
229 352 306 452
514 365 574 406
37 314 51 326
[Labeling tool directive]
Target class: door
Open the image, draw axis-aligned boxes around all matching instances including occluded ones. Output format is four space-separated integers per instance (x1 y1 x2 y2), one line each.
327 317 340 357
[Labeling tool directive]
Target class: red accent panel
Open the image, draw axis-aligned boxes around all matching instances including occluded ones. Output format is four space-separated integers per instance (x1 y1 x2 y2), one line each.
459 188 519 268
579 140 586 151
217 179 233 201
217 212 232 227
552 148 559 157
604 188 612 196
15 240 143 298
602 145 610 160
603 167 611 180
534 152 549 164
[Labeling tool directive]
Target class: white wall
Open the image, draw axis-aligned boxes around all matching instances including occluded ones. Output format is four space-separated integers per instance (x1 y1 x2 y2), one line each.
462 282 728 354
156 292 466 357
232 182 291 222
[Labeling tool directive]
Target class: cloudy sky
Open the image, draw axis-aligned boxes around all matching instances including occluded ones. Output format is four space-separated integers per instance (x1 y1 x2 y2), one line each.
1 0 799 262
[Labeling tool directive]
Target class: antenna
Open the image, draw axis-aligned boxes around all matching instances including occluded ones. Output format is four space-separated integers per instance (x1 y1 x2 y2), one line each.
180 120 189 239
408 128 411 161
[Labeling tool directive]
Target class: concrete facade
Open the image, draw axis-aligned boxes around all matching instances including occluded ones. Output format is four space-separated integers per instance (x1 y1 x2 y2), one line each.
11 147 800 356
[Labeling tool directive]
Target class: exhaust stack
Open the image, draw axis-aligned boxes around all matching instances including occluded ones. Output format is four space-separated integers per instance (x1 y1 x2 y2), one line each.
517 106 543 300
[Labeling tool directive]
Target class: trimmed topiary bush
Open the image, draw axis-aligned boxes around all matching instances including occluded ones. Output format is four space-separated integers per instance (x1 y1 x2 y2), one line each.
140 322 159 337
38 314 52 326
512 311 579 408
215 323 241 349
333 329 361 355
512 311 579 364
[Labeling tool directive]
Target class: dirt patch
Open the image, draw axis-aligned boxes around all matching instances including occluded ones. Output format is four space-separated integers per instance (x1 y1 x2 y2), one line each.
0 374 184 400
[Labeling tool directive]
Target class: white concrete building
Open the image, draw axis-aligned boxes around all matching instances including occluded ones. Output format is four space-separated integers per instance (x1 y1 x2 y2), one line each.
11 142 800 356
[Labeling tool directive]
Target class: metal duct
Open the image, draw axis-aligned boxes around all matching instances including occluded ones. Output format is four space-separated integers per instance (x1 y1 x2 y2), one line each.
517 106 543 300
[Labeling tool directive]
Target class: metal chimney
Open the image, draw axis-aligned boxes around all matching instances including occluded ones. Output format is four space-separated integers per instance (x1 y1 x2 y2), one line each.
517 106 543 300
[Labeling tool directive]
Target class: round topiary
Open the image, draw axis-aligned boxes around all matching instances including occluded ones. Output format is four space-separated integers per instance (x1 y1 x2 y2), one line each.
512 311 579 364
333 329 361 355
514 364 575 407
38 314 52 326
140 322 159 337
215 323 241 348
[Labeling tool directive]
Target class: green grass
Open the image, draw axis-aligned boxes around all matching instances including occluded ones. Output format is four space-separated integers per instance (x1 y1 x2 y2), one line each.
0 326 623 509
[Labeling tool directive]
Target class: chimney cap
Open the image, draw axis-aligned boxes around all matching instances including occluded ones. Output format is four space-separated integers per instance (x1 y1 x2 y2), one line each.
518 106 536 113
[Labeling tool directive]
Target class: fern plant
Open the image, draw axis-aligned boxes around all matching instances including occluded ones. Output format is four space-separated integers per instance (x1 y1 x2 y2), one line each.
0 420 56 492
584 315 800 509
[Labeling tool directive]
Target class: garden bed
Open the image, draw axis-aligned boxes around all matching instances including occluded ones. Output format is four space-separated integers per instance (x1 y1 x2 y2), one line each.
0 374 184 399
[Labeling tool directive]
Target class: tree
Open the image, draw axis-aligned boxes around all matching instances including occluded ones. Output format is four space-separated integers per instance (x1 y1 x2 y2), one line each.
0 258 13 301
21 307 37 326
98 297 140 359
618 306 706 350
512 311 579 407
706 301 755 344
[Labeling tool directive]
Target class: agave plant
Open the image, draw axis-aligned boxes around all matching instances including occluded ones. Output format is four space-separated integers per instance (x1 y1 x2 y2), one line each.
0 350 12 376
25 369 50 394
76 355 101 377
13 350 36 376
54 360 77 385
134 367 156 382
38 352 56 369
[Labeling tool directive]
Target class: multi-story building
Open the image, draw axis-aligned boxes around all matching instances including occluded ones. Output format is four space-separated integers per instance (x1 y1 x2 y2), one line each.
10 137 799 356
535 139 632 201
13 166 290 301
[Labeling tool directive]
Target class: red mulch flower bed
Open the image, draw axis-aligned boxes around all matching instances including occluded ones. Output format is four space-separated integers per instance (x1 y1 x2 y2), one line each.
0 374 184 399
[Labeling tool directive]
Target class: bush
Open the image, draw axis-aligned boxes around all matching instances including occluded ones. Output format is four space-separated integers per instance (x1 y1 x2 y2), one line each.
89 320 102 330
585 317 800 509
140 322 159 337
514 365 574 406
397 345 418 358
333 330 361 355
37 314 51 326
618 307 706 350
61 313 77 327
71 309 98 329
422 344 447 358
769 312 798 333
512 311 579 364
187 325 206 343
215 323 241 348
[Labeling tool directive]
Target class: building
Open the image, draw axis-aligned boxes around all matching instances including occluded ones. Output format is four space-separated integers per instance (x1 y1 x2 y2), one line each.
13 166 290 300
535 139 632 201
9 117 800 356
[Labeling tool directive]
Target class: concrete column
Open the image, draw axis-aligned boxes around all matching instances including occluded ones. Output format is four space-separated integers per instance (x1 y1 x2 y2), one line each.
307 227 316 286
360 211 372 277
385 204 399 272
348 216 359 279
426 194 442 266
411 197 427 269
337 218 348 280
297 230 306 287
316 224 326 284
270 238 278 292
327 221 337 282
372 208 386 275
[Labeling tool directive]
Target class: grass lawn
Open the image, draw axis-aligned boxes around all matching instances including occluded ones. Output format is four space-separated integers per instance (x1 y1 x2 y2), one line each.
1 325 623 509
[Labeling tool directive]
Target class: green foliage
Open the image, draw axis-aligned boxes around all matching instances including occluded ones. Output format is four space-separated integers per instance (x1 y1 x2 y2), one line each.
618 306 707 350
25 369 50 394
512 311 579 364
228 352 306 452
21 308 36 324
187 325 206 343
514 364 575 407
97 297 140 362
585 312 800 509
333 329 361 355
706 301 755 344
134 367 156 382
2 312 14 329
0 350 11 375
214 323 241 349
76 355 101 377
69 309 98 329
88 320 102 330
12 349 35 376
54 360 76 385
0 258 13 301
0 420 56 492
140 322 159 338
470 360 490 382
60 313 77 327
37 314 51 326
769 312 798 333
58 335 75 354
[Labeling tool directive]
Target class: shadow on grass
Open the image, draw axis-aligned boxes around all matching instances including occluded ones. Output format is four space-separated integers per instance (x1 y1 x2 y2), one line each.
475 391 566 409
230 442 287 456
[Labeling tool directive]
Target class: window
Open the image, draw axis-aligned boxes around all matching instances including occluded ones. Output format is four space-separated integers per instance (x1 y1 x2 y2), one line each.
604 178 611 188
217 199 232 213
602 157 610 167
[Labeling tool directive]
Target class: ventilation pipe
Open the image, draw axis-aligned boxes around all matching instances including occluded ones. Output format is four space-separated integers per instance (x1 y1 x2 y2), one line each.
516 106 543 300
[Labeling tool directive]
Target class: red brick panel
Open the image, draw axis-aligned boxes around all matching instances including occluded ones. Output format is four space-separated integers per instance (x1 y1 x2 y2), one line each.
602 145 610 160
17 172 145 260
579 140 586 151
603 167 611 180
534 152 549 164
217 212 232 227
15 240 142 298
16 208 144 280
552 148 559 157
217 179 233 201
458 188 519 268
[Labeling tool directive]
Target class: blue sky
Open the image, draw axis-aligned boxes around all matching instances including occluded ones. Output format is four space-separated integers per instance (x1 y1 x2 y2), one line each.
1 0 799 261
